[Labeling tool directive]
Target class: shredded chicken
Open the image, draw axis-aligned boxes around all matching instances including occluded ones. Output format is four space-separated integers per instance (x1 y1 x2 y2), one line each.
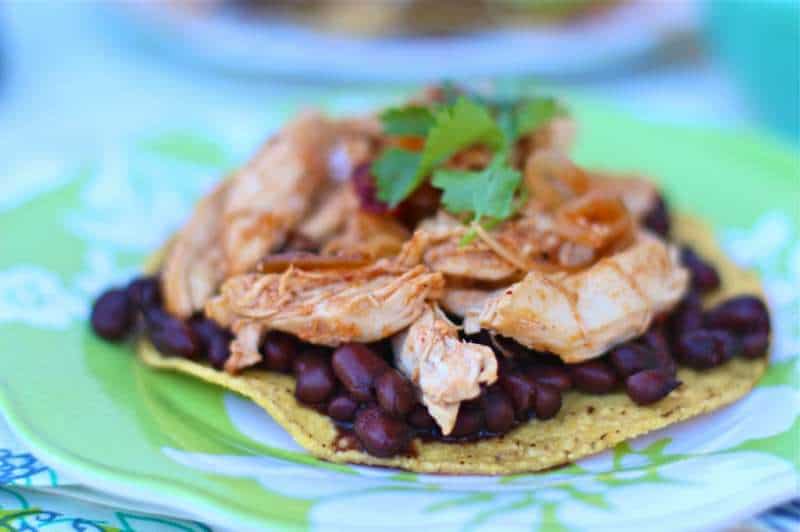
440 286 501 335
417 212 529 281
226 321 266 374
206 250 444 372
393 305 498 434
322 210 410 260
479 230 689 363
161 180 231 317
591 173 659 220
223 111 337 275
535 117 576 155
296 184 358 243
524 150 658 221
161 112 336 316
158 94 688 431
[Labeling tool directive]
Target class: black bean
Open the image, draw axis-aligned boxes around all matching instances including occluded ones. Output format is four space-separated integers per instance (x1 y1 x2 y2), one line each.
533 383 562 420
292 348 328 374
626 369 681 405
681 246 721 293
483 388 515 434
293 352 335 404
189 317 232 369
496 354 518 377
91 288 135 341
375 369 416 418
127 276 161 310
525 365 572 391
327 395 359 422
261 331 297 373
705 295 771 335
670 291 704 339
463 330 493 348
499 373 536 417
608 342 677 378
570 360 618 394
676 329 726 369
449 407 484 437
331 343 389 401
609 343 657 377
354 407 411 458
710 329 740 362
408 404 437 429
740 332 770 359
643 195 670 237
367 339 394 361
145 308 199 358
492 334 531 357
188 317 217 346
207 333 231 370
642 325 677 375
643 324 670 359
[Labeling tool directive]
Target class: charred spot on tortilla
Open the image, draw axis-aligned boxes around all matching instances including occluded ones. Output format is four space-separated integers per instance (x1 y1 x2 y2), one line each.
90 88 770 474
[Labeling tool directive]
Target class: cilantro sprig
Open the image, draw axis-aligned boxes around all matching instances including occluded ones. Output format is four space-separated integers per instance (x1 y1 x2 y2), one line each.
372 88 565 233
375 97 505 207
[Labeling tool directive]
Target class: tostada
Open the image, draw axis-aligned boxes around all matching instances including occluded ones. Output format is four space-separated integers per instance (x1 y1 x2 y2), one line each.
90 86 771 474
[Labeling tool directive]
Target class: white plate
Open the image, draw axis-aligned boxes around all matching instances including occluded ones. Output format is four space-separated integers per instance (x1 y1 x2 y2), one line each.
110 0 697 81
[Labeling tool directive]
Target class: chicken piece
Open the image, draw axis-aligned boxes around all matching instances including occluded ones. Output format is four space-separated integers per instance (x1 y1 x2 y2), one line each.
296 183 358 243
523 150 591 211
424 240 518 282
393 306 498 435
226 321 266 374
440 286 501 335
161 180 231 317
327 117 381 182
322 210 410 260
479 230 689 363
591 173 659 221
523 150 659 222
418 211 561 281
206 255 444 372
223 111 336 275
533 116 576 155
416 212 519 282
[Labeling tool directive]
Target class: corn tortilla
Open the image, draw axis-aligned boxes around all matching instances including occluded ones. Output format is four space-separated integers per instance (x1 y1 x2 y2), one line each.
138 214 768 474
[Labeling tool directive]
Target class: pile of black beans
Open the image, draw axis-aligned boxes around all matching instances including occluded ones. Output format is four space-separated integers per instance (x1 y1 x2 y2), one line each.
672 245 771 367
90 276 230 365
90 239 771 459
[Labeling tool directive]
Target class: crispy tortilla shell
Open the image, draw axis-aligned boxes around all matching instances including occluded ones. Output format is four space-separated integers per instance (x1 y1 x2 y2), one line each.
138 214 768 474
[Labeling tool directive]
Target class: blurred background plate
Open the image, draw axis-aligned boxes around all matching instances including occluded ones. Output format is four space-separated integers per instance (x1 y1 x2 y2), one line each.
111 0 697 81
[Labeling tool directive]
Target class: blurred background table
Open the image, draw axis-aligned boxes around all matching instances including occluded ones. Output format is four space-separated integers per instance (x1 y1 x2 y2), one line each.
0 0 797 163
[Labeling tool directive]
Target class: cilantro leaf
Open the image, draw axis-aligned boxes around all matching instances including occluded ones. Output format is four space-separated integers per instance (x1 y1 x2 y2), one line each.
418 97 505 179
372 148 422 207
495 103 518 147
373 96 504 207
380 106 435 137
492 96 565 146
431 155 522 222
513 97 563 140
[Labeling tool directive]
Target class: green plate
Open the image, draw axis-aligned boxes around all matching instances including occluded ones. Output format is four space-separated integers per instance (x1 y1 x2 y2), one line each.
0 100 798 531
